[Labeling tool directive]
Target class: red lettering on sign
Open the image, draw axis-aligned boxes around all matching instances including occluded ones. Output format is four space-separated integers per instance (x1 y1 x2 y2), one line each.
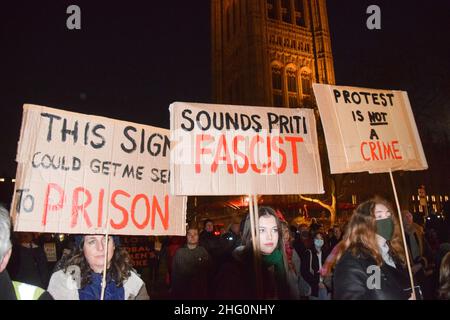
131 194 150 230
392 140 403 159
211 134 233 174
151 195 169 230
285 136 304 174
271 136 287 174
249 135 265 174
71 187 93 228
195 134 213 173
233 135 249 173
110 190 130 230
97 188 104 228
195 134 303 175
360 140 403 161
42 183 64 226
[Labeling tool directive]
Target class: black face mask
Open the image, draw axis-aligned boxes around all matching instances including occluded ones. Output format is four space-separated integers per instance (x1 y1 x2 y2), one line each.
376 218 394 241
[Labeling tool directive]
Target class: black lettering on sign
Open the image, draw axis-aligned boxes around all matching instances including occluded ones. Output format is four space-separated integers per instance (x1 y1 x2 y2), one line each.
121 126 137 153
333 90 395 106
351 110 365 122
181 109 195 131
370 129 379 140
267 113 308 134
41 113 62 142
61 118 79 144
91 124 106 149
15 189 35 213
368 111 388 126
196 111 212 130
122 165 144 180
31 152 81 171
150 168 171 184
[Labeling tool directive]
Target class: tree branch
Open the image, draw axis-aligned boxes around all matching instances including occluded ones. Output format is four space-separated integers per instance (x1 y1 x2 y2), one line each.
299 195 332 212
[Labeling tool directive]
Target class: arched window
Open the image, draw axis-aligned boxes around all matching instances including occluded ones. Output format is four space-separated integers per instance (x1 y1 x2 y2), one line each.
294 0 305 26
286 68 298 108
281 0 291 23
287 69 297 93
271 65 283 107
301 70 312 95
267 0 276 20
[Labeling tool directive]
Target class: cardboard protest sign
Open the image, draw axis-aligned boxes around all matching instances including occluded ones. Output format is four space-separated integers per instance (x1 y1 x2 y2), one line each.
11 104 187 235
169 102 324 195
313 84 428 174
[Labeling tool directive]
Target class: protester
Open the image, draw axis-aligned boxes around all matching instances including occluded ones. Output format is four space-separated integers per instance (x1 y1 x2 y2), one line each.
328 225 342 251
293 223 312 257
309 218 322 234
0 206 52 300
221 219 242 262
214 206 290 299
281 221 311 299
199 218 226 295
333 197 413 300
171 227 211 299
47 234 149 300
402 209 434 299
301 230 330 299
199 219 221 254
7 232 50 289
165 236 185 287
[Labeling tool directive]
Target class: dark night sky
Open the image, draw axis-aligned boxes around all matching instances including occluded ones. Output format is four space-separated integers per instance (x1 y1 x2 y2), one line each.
0 0 449 178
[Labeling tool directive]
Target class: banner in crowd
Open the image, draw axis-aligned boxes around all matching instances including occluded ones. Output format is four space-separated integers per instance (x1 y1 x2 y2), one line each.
312 84 428 174
122 236 157 268
11 104 187 235
169 102 324 195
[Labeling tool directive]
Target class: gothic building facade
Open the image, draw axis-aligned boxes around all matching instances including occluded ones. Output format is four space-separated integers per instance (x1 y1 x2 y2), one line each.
212 0 335 108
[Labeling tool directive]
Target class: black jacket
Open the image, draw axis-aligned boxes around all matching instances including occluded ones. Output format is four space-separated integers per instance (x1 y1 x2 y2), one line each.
300 248 328 297
213 247 290 300
333 250 410 300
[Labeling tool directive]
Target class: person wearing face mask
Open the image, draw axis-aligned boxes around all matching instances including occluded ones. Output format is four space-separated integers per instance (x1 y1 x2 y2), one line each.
300 231 330 299
333 197 414 300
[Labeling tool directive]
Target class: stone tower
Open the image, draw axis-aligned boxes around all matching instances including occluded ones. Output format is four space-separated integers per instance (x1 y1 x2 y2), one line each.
212 0 335 108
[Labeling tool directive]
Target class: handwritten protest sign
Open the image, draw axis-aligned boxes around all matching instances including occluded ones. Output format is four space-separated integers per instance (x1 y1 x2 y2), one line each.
312 84 428 174
11 104 187 235
169 102 324 195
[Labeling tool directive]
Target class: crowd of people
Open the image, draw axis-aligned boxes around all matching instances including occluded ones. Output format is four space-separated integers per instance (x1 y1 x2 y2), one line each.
0 197 449 300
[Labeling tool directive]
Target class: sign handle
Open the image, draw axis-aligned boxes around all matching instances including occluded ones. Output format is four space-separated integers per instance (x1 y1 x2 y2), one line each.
100 230 109 301
248 194 262 299
100 199 113 300
388 169 416 300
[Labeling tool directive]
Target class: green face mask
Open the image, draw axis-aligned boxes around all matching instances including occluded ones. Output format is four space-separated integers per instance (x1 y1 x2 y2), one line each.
376 218 394 240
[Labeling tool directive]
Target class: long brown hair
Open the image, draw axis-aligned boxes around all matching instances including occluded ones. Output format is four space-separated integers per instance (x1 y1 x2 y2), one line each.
64 237 133 288
335 196 406 267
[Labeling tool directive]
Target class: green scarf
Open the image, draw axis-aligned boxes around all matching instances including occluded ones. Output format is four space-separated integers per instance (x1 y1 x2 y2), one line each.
261 249 286 279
